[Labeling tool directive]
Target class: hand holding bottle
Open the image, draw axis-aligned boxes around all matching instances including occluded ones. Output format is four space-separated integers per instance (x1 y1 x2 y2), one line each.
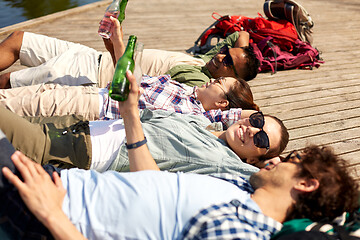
117 71 143 114
98 0 128 39
109 35 137 101
109 16 124 52
102 16 125 66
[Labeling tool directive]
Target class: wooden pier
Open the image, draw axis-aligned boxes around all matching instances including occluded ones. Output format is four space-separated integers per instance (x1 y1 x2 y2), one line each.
1 0 359 182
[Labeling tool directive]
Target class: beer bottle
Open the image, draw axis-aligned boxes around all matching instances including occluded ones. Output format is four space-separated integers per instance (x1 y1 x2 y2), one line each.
109 35 137 101
118 0 129 24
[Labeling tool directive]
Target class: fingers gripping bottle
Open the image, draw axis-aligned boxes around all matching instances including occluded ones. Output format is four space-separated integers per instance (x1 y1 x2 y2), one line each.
109 35 137 101
98 0 129 39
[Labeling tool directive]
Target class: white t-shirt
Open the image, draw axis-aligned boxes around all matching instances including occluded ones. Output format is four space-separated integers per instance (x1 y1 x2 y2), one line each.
61 169 260 240
89 119 126 171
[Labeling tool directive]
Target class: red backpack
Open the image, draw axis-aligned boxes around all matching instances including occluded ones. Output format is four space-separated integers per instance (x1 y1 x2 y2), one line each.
191 13 298 54
188 13 323 74
251 36 323 73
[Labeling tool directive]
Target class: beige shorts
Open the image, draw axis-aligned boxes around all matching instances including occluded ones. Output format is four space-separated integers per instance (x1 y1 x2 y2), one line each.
99 49 206 80
0 83 100 120
11 32 102 88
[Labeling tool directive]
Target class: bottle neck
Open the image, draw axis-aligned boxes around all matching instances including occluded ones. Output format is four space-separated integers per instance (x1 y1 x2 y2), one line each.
107 0 120 11
123 36 137 58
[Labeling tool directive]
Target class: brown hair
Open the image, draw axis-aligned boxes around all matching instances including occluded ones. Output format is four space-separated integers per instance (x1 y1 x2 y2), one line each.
260 115 289 160
240 45 260 81
286 145 359 221
226 78 260 111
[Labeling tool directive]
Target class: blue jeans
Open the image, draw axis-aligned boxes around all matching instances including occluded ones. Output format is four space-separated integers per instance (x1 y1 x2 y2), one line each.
0 135 61 239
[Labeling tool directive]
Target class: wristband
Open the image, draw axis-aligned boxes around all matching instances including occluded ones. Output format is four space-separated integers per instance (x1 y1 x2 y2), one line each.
125 137 147 149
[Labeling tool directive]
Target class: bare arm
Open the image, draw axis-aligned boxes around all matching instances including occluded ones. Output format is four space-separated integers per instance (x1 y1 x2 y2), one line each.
2 151 87 240
118 71 160 172
102 16 126 66
234 31 250 48
110 16 126 64
240 109 257 119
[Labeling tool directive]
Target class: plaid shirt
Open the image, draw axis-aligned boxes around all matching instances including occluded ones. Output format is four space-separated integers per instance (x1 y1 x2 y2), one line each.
180 173 283 240
100 75 242 128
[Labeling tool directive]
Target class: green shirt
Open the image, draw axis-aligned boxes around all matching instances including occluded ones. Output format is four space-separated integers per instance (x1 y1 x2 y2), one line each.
165 32 240 87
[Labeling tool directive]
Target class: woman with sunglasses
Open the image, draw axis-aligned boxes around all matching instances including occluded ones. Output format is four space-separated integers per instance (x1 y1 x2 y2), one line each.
0 71 288 178
0 74 259 130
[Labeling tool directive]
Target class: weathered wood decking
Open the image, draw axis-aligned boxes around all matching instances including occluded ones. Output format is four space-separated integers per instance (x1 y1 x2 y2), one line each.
1 0 359 182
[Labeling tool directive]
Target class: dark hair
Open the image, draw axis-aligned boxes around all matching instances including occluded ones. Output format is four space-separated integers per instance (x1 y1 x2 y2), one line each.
260 115 289 159
226 78 260 111
286 145 359 221
240 46 260 81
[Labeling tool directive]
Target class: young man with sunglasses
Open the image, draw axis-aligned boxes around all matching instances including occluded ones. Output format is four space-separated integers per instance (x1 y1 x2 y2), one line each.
0 74 357 239
109 17 260 86
0 17 259 89
0 70 288 176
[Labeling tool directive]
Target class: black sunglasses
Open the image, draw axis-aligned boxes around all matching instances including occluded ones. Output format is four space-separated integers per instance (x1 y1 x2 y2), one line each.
249 112 270 151
219 45 240 78
219 45 235 67
282 150 302 163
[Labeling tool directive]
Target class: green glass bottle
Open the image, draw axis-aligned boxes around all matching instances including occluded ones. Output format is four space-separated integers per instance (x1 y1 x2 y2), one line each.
118 0 128 24
109 35 137 101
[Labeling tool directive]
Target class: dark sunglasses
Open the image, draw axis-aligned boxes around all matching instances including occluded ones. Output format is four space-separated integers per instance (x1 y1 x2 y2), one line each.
249 111 270 151
219 45 234 66
219 45 240 78
282 150 302 163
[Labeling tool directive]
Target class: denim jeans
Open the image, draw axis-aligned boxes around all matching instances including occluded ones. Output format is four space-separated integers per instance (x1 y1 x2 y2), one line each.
0 132 60 239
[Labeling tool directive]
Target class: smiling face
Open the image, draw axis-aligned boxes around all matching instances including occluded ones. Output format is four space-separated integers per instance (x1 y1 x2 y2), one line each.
225 116 282 160
205 47 247 79
196 77 237 111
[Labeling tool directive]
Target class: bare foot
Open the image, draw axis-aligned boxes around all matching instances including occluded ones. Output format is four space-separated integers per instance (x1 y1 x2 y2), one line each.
0 72 11 88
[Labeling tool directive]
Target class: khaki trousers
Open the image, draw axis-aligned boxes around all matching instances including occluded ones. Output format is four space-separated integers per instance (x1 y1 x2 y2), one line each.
99 49 206 81
0 83 100 120
0 107 92 169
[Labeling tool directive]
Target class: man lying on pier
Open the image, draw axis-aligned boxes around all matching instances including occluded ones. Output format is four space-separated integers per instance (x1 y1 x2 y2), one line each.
0 72 358 239
0 17 259 88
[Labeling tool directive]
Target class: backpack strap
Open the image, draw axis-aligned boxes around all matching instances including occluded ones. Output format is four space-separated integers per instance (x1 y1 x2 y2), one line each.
266 40 278 74
188 19 221 55
284 3 295 27
187 13 229 55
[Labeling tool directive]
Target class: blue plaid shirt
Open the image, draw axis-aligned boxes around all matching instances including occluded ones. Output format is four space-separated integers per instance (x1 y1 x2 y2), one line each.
180 173 283 240
101 75 243 129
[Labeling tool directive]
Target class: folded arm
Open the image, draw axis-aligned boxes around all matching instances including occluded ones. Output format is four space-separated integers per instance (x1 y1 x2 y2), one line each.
234 31 250 48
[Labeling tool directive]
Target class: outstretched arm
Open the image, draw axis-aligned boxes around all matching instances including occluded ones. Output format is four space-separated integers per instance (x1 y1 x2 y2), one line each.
118 71 160 172
2 151 87 240
102 16 126 66
240 109 257 119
